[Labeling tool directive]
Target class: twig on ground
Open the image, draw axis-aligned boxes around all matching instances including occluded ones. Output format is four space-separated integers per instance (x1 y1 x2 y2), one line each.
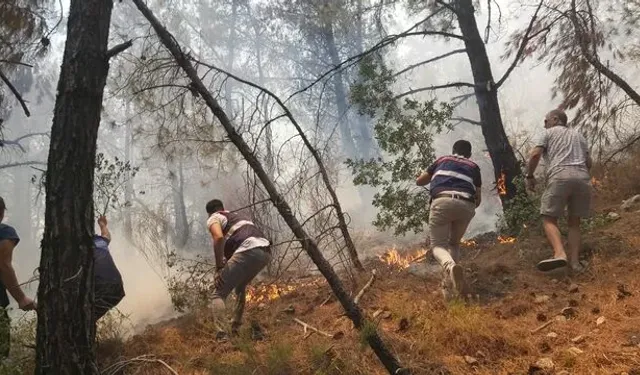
102 354 179 375
293 318 333 338
530 319 554 334
319 294 333 307
354 270 377 305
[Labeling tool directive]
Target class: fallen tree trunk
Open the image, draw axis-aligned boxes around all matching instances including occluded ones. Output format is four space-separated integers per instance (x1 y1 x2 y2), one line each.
131 1 404 373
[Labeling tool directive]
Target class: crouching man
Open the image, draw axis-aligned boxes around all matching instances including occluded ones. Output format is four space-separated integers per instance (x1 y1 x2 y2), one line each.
93 215 125 323
416 140 482 300
206 199 271 336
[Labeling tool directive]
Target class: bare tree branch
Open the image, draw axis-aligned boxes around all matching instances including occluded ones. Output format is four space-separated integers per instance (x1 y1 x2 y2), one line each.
0 60 34 68
0 69 31 117
495 0 544 89
106 40 134 60
0 161 46 170
393 82 475 100
392 48 466 78
451 117 482 126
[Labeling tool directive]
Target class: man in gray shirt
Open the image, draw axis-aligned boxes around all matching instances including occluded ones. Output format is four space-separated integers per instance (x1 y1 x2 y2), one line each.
526 109 592 273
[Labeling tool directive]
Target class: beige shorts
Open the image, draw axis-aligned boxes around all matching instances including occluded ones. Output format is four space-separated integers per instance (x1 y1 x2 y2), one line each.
540 178 591 218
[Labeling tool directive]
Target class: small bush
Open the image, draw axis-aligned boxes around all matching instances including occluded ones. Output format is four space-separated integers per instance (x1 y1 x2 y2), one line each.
497 176 541 236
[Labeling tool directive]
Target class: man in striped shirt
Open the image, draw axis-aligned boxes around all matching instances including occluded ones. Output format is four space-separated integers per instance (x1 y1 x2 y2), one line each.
417 140 482 299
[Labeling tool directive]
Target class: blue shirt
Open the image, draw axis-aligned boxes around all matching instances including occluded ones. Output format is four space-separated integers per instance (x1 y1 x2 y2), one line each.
93 235 123 285
427 155 482 198
0 224 20 308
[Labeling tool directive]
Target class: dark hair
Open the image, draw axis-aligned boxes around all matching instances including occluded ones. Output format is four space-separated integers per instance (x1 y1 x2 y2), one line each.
452 140 472 158
0 196 5 211
549 109 568 126
206 199 224 215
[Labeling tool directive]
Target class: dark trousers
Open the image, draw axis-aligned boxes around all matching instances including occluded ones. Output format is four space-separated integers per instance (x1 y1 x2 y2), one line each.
0 308 9 359
94 283 125 323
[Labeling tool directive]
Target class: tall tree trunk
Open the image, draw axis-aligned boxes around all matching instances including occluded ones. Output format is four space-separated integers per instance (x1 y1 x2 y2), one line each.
169 158 189 249
35 0 115 373
123 104 134 243
322 21 358 159
224 0 238 116
456 0 520 200
132 2 402 372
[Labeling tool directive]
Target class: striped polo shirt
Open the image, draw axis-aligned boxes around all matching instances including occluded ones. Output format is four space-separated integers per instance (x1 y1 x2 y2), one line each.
426 154 482 199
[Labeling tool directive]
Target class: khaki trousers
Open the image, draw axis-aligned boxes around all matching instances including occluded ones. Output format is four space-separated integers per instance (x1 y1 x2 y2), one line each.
429 197 476 270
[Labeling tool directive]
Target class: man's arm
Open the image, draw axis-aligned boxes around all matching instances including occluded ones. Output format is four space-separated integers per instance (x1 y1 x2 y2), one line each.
0 240 27 305
416 171 432 186
586 152 593 170
98 215 111 241
209 222 225 269
526 146 544 177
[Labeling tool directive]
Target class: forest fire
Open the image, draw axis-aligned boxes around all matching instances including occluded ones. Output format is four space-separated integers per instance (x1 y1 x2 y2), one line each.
497 171 507 196
245 280 320 303
498 235 516 244
378 248 427 269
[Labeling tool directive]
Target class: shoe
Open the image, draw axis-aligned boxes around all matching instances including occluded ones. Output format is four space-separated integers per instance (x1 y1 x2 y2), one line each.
536 257 568 272
450 264 465 296
215 330 229 342
570 260 588 275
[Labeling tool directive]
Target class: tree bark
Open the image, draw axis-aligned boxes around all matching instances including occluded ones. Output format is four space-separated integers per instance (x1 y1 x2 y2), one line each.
34 0 115 373
132 1 402 372
169 158 189 249
321 21 358 160
123 104 134 243
455 0 521 200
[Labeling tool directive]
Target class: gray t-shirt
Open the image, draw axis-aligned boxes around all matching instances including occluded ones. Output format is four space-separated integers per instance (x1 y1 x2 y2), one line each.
534 126 590 180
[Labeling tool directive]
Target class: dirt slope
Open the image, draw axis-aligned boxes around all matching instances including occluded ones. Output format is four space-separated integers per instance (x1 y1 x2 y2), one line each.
101 202 640 375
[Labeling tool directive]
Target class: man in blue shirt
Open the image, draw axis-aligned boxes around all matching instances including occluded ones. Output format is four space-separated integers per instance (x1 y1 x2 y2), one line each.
416 140 482 300
93 215 125 323
0 196 36 359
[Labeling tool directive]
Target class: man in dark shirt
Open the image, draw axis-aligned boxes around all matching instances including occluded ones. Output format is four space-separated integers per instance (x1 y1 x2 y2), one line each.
93 215 125 323
416 140 482 300
0 196 36 359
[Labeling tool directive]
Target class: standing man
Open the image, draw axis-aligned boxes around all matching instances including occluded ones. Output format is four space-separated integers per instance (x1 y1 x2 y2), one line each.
93 215 125 323
206 199 271 336
526 109 592 273
417 140 482 299
0 197 36 359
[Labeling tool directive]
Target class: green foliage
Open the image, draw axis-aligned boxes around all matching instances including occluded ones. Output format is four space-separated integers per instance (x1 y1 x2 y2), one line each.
358 320 378 349
497 176 540 236
94 152 138 216
309 344 348 375
347 56 453 235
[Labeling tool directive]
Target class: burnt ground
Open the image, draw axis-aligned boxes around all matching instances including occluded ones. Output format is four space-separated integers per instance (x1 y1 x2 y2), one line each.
99 201 640 375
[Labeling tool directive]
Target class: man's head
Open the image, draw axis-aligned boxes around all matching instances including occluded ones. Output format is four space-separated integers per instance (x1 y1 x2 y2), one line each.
206 199 224 215
0 196 5 223
544 109 568 129
452 140 472 158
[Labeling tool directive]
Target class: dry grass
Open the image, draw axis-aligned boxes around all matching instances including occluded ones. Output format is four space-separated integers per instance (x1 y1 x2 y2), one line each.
103 191 640 375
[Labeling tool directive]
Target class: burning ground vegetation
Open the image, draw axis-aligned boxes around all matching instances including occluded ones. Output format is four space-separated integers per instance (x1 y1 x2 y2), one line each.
103 206 640 375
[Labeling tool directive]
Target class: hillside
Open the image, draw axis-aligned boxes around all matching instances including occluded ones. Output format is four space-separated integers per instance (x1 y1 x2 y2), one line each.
98 191 640 375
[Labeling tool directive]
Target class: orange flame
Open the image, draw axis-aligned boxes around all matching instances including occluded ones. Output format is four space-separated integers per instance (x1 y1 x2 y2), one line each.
378 248 427 269
498 235 516 244
497 171 507 196
245 280 320 303
460 239 477 247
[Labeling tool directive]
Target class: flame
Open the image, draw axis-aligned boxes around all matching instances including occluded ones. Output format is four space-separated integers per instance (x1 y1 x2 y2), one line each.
245 280 319 303
378 248 427 269
498 235 516 244
497 171 507 196
460 239 477 247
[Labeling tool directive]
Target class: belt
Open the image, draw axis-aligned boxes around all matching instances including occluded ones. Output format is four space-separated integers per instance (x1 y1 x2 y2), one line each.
433 193 475 204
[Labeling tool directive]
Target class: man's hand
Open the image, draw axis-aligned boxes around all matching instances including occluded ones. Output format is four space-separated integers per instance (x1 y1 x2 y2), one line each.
214 268 224 290
18 296 36 311
526 177 536 192
97 215 108 228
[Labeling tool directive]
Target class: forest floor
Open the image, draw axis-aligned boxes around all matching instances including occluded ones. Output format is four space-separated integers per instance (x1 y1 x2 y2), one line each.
98 190 640 375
